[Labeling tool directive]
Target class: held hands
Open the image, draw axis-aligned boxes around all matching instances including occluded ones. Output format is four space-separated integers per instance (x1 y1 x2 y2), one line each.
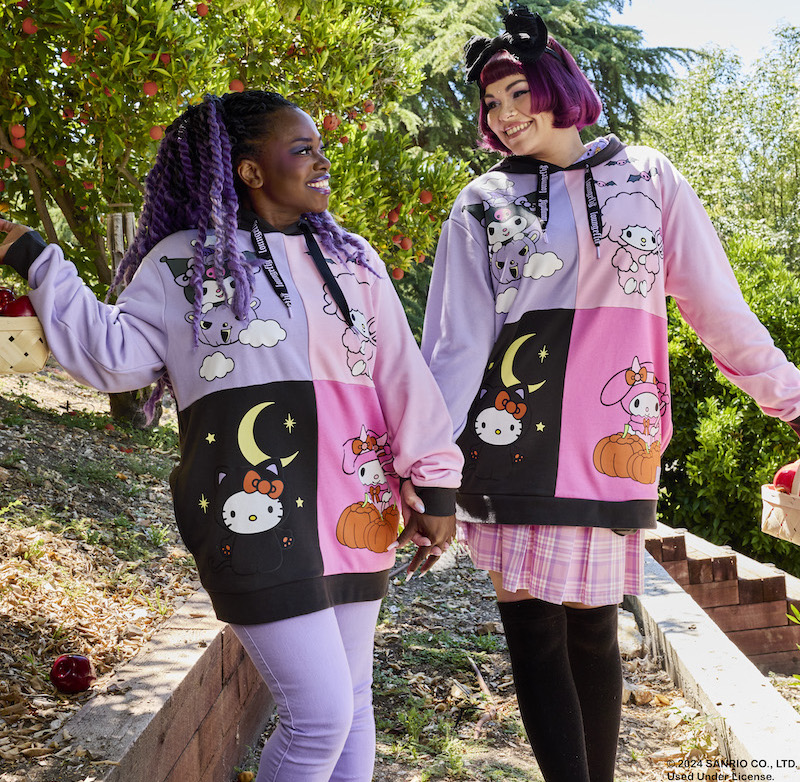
0 219 32 264
392 481 456 577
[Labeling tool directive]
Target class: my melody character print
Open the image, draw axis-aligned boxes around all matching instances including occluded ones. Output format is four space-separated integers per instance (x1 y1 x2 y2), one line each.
336 426 400 554
322 270 376 379
593 357 667 485
601 192 663 297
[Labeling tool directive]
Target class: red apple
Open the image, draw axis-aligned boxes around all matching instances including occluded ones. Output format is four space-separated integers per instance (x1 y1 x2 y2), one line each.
339 136 349 145
149 125 164 141
419 190 433 204
196 2 209 15
143 81 159 97
391 267 404 280
774 459 800 495
11 138 25 150
229 79 245 93
2 158 10 169
392 234 403 245
53 157 66 167
21 17 38 35
63 108 75 119
400 237 412 250
94 28 107 42
387 210 399 225
363 99 375 114
1 295 36 317
17 0 29 8
61 50 77 66
322 114 340 131
0 288 15 310
9 125 25 139
160 53 171 65
50 654 96 693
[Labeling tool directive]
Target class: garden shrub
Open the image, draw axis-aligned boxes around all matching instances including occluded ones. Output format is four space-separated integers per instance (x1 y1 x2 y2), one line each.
662 233 800 574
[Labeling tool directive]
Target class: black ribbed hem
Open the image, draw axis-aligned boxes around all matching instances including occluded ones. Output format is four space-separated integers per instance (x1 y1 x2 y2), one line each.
415 486 457 516
206 570 390 625
789 416 800 439
457 492 656 530
5 230 46 279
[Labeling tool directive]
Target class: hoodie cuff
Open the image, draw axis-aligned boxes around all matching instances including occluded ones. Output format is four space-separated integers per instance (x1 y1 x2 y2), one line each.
789 416 800 440
414 486 457 516
4 230 46 280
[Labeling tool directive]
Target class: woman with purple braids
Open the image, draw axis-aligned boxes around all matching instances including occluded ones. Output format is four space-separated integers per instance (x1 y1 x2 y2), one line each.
419 8 800 782
0 90 462 781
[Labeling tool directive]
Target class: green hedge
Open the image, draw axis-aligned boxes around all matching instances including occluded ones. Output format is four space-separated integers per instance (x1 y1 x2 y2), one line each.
662 233 800 573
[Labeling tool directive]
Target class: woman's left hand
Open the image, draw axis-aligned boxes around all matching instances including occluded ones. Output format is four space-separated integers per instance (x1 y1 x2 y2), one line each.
0 219 32 264
393 481 456 576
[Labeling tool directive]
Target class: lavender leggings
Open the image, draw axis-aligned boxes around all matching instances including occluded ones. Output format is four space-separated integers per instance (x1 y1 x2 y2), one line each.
230 599 382 782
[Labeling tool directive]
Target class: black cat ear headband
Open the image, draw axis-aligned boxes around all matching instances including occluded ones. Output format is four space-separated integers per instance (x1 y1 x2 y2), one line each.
464 7 564 83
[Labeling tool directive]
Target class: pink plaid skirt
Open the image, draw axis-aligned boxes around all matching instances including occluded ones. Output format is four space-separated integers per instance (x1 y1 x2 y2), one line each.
459 521 644 606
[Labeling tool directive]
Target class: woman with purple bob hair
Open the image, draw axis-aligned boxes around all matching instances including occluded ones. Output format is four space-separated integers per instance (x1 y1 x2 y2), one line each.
421 7 800 782
0 90 463 781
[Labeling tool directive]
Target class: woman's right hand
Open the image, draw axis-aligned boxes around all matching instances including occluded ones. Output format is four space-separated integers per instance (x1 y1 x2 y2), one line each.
0 219 32 263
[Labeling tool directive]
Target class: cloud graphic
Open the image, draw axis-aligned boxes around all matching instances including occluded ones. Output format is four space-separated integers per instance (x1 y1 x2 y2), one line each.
523 252 563 280
495 287 518 314
200 352 235 381
239 319 287 348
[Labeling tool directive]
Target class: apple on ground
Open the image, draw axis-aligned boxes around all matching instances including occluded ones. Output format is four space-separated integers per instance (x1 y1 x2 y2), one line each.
774 459 800 495
50 654 96 693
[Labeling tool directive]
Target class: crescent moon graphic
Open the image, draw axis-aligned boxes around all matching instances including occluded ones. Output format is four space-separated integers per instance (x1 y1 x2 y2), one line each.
501 333 546 394
238 402 299 468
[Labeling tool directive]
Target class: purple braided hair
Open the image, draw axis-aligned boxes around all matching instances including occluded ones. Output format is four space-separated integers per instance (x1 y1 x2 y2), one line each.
111 90 374 420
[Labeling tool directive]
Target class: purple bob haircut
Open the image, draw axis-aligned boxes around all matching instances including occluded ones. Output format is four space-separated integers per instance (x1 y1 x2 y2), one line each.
111 90 372 420
477 38 602 154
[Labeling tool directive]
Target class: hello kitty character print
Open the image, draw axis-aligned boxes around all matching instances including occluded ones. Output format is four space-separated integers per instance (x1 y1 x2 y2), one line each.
601 192 663 297
214 461 293 575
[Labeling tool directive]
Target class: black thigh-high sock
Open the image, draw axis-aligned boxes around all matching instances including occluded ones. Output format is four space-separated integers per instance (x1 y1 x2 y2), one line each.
565 604 622 782
497 599 590 782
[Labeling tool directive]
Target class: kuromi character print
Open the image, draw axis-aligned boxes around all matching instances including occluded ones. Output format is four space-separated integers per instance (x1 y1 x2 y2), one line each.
602 192 663 297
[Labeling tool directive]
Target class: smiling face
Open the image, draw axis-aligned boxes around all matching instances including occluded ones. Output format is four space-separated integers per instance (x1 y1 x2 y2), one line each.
483 74 585 166
237 107 331 230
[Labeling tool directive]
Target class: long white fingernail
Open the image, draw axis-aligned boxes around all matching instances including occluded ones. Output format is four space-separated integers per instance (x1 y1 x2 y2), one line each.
387 541 399 550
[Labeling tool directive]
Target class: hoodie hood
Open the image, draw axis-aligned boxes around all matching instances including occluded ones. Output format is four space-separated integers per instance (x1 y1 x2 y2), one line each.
489 134 626 257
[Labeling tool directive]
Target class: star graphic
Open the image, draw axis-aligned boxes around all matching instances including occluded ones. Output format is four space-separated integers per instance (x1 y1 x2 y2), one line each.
536 422 545 432
296 497 304 508
284 414 296 433
199 494 209 512
206 433 216 444
538 346 549 362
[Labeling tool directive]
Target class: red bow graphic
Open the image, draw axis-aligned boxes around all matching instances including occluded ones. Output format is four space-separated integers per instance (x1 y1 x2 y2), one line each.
625 366 648 385
351 435 378 455
495 390 527 420
243 469 284 498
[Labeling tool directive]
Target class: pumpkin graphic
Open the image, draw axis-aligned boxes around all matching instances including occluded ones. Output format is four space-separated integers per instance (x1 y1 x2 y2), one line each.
593 432 660 485
336 502 379 548
336 502 400 552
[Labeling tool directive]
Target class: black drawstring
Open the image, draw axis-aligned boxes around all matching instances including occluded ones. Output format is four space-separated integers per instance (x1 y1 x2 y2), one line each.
537 162 550 241
298 221 353 328
250 220 293 317
584 164 603 257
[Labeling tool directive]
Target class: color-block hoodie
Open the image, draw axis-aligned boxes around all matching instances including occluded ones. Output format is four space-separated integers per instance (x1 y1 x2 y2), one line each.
6 216 463 624
421 136 800 530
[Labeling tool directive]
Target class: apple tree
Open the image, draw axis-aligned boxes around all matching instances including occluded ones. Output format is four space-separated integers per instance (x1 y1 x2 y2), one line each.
0 0 471 298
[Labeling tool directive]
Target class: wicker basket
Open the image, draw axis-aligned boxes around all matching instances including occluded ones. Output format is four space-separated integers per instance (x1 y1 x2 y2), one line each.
0 315 49 375
761 484 800 545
